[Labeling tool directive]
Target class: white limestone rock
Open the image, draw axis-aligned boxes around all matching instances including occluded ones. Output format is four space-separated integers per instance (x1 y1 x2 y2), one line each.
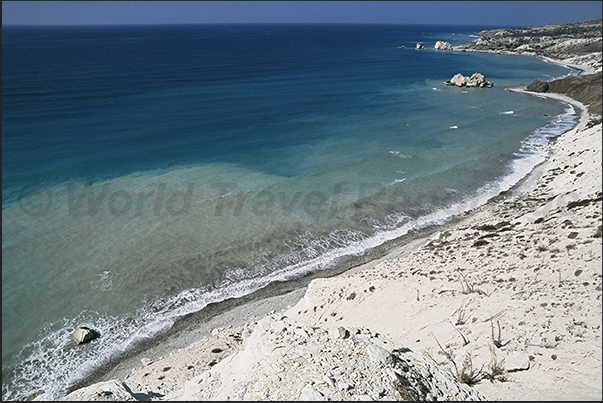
176 314 485 401
300 386 326 400
505 351 531 372
61 380 137 401
72 327 95 344
435 41 453 50
450 73 468 87
448 72 493 88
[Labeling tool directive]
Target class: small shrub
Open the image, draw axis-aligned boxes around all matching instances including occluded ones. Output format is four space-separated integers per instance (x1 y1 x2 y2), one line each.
457 354 483 386
491 320 504 348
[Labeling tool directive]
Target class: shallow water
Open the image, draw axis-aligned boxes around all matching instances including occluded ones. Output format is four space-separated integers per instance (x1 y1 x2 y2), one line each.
1 24 575 400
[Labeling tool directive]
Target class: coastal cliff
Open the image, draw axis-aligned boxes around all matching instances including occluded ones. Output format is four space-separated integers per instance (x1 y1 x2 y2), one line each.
61 20 602 402
457 19 602 73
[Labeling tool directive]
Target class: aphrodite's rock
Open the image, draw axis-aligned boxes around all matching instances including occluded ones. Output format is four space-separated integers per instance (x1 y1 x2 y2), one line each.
526 79 550 92
72 327 94 344
416 42 424 49
466 72 486 87
435 41 453 50
447 72 493 88
450 73 468 86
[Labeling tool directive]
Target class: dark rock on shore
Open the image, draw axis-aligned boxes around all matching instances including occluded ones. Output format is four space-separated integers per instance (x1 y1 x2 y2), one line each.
526 79 550 92
526 72 603 116
548 72 603 116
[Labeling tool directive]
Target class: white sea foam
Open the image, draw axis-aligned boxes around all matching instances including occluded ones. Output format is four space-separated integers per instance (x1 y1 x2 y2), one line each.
91 271 113 291
388 151 412 158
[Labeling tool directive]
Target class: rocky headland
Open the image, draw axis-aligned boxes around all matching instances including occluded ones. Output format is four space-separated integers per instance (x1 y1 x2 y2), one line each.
457 19 602 73
61 20 602 401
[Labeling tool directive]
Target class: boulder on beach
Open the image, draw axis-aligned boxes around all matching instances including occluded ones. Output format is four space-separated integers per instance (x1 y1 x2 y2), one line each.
434 40 453 50
72 326 95 344
447 72 493 88
526 79 550 92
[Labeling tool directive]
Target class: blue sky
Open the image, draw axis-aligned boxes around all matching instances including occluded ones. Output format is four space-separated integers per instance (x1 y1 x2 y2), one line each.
2 1 602 27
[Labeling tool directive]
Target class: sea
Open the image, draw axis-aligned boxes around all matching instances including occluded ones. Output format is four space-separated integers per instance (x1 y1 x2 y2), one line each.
2 23 578 401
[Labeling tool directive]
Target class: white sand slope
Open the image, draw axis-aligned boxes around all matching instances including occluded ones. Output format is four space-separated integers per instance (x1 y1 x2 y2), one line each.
285 114 602 400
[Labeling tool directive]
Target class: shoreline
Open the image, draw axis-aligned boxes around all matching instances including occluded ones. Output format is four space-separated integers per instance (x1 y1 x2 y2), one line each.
61 31 602 401
66 187 467 393
65 100 585 397
64 94 601 401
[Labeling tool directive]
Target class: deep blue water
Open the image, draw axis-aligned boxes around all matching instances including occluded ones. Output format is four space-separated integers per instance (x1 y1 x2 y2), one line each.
2 24 575 400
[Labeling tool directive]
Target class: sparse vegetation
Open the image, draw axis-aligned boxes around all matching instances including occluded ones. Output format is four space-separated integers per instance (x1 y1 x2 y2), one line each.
457 353 483 386
491 320 506 348
432 334 483 386
449 320 470 346
454 303 468 326
457 270 486 295
484 345 507 383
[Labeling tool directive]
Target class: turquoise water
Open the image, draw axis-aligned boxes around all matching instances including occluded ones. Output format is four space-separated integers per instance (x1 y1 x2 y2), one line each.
2 24 575 400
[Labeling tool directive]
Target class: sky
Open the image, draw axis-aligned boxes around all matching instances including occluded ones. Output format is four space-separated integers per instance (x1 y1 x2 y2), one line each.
2 1 602 27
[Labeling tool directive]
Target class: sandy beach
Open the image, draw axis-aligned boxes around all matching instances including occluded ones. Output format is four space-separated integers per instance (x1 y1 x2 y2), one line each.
61 22 602 401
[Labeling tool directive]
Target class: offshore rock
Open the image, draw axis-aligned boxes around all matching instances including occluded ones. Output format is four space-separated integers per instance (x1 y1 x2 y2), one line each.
450 73 468 86
435 40 453 50
447 72 493 88
177 314 485 401
416 42 424 49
